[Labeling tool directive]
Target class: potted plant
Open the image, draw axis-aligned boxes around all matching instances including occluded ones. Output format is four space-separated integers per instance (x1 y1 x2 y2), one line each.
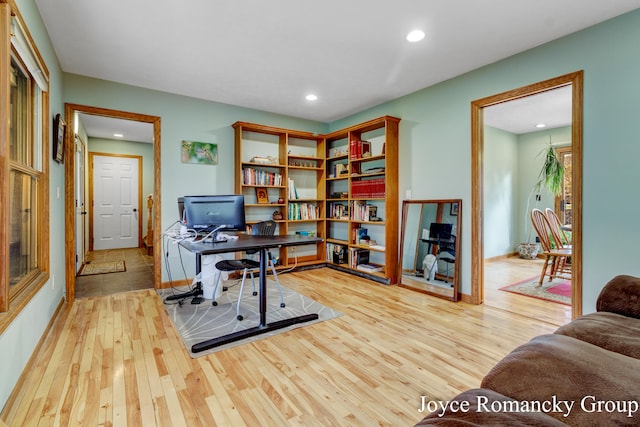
518 144 565 259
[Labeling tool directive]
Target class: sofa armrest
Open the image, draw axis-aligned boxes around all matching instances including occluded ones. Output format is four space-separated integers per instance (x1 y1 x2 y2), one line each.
596 275 640 319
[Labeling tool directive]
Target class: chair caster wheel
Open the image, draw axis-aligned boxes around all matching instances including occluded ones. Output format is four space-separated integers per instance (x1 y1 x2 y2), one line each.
237 315 243 321
212 301 218 306
280 303 286 308
252 291 257 296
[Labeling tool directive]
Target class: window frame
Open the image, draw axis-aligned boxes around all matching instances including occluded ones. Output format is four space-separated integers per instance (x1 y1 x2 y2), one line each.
0 1 51 334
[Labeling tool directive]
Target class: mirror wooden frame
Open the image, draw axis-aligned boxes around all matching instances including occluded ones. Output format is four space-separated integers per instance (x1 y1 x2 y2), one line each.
397 199 461 301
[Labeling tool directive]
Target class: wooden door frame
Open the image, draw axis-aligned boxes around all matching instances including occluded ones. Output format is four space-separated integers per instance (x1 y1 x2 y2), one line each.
64 104 161 303
88 152 143 251
471 71 583 319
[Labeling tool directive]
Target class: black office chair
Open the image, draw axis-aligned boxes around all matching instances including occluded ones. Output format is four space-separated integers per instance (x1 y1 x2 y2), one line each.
436 233 456 285
211 220 285 320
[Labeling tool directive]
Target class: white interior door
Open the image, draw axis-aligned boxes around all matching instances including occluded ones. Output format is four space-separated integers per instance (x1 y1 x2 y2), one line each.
93 154 140 250
75 136 87 272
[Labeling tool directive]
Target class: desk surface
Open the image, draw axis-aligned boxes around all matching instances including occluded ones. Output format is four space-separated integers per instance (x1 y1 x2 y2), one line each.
179 233 322 255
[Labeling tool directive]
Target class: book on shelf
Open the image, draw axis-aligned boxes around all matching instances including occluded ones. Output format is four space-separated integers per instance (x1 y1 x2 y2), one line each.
242 167 282 186
351 178 385 198
288 202 319 220
327 243 347 264
353 227 369 245
349 248 370 269
351 201 381 222
329 202 349 219
287 178 298 199
356 263 382 273
349 139 372 160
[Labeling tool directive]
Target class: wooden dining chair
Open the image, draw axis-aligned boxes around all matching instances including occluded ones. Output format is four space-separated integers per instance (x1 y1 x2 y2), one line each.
545 208 571 248
530 208 572 286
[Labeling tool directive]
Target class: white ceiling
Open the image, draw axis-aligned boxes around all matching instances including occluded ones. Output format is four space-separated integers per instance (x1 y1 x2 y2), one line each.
36 1 639 138
484 86 573 135
77 113 154 144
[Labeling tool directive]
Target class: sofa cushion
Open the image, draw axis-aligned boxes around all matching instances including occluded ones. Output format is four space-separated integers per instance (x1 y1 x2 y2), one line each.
415 388 568 426
481 334 640 427
554 311 640 359
597 275 640 319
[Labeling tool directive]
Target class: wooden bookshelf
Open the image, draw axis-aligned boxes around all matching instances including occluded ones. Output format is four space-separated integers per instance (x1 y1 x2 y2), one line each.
324 116 400 284
233 122 326 269
233 116 399 283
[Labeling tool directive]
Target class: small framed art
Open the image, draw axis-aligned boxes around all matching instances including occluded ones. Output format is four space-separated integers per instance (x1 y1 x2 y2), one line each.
450 202 459 216
256 187 269 204
53 113 66 163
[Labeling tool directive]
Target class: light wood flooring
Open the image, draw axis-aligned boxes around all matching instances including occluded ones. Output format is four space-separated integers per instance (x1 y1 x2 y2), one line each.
484 256 572 326
3 266 566 426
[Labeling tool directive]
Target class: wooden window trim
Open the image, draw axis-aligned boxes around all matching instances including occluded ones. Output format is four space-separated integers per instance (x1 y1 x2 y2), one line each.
0 1 51 334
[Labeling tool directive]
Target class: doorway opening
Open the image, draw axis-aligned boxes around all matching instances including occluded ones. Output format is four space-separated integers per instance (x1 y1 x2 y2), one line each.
471 71 583 321
64 104 161 303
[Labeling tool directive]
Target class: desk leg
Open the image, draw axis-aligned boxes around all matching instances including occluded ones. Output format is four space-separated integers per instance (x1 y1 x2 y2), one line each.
258 248 268 326
191 247 318 353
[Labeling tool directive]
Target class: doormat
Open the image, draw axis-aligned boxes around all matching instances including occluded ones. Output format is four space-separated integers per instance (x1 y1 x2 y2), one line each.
78 260 126 276
499 276 571 306
159 281 342 357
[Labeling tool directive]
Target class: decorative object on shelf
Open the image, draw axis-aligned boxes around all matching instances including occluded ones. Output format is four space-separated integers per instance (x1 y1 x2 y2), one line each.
272 210 283 220
255 187 269 204
53 113 66 164
250 155 278 165
277 197 284 204
181 141 218 165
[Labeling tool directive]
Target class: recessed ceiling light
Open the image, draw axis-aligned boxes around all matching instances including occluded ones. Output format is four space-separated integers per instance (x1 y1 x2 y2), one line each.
535 123 546 129
113 133 124 138
305 94 318 101
406 30 425 42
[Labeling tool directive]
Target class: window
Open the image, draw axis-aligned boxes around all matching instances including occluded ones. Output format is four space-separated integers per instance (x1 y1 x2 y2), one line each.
1 3 50 329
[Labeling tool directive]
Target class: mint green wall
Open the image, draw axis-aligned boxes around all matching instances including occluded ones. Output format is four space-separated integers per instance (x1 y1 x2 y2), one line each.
329 10 640 312
483 126 518 258
483 126 571 259
88 138 155 232
0 0 66 411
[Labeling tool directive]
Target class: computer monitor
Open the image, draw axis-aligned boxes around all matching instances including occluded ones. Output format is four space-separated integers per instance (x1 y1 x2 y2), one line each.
429 222 453 239
181 195 246 234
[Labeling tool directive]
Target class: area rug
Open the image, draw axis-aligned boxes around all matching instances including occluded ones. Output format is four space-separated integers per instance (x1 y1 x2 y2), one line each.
159 281 342 357
499 276 571 306
78 260 126 276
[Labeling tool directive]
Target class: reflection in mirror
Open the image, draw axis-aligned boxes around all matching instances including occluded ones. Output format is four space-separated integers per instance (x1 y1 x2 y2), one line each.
398 199 461 301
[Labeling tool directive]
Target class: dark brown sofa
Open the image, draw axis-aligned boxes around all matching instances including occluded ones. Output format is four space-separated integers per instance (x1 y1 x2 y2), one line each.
415 275 640 426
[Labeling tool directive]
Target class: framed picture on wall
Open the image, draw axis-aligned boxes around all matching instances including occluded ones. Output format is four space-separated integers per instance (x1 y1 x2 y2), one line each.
450 202 459 216
53 113 66 163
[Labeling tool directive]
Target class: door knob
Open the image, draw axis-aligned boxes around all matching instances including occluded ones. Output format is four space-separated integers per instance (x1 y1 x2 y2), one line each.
133 208 137 212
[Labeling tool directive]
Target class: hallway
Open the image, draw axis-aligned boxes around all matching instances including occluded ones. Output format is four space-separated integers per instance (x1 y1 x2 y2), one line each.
75 248 154 298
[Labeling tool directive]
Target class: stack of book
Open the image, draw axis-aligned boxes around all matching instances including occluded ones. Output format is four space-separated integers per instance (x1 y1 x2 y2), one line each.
356 263 383 273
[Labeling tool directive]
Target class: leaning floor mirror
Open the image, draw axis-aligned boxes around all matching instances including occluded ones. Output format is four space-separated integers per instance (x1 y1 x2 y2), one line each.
398 199 461 301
